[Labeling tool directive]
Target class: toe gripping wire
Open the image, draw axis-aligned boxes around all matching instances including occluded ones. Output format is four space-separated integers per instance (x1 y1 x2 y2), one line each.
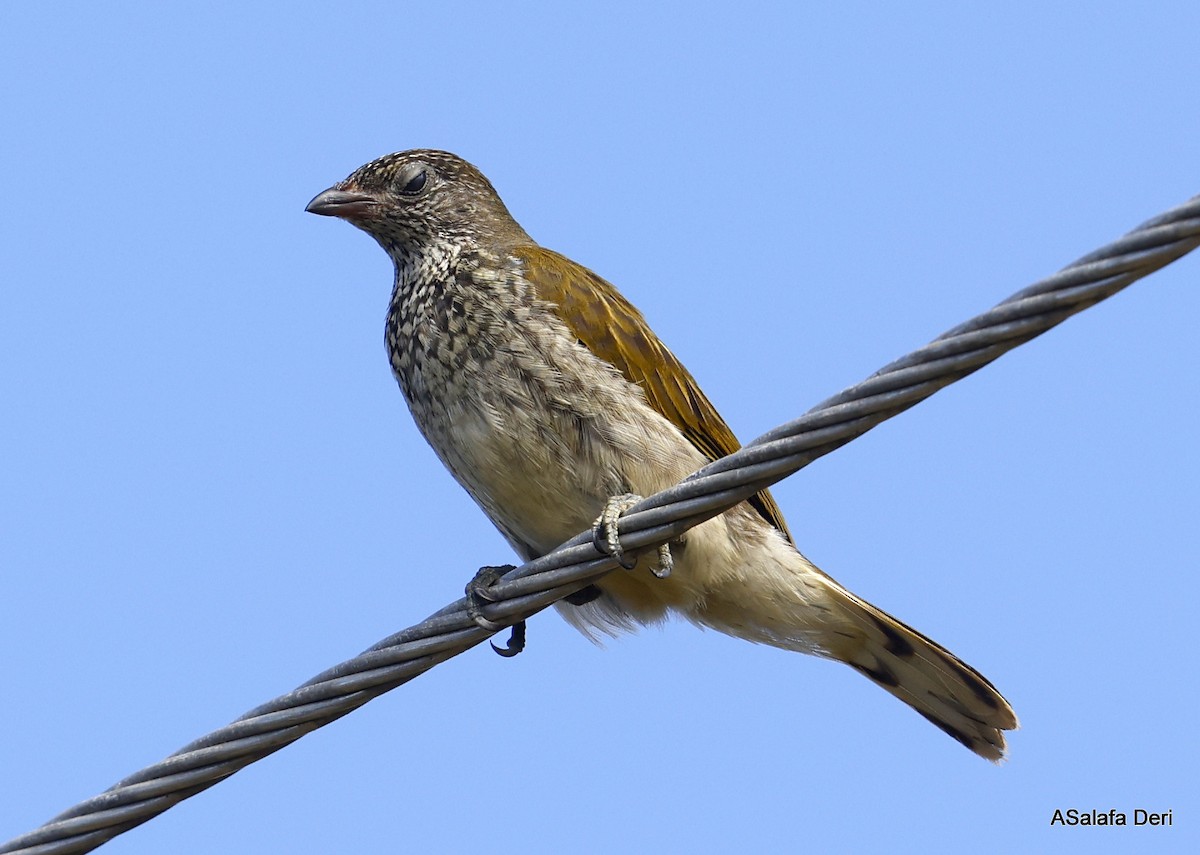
3 194 1198 855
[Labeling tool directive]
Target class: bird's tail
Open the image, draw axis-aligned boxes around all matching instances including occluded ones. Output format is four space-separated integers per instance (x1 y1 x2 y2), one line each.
684 526 1018 760
564 512 1018 759
821 581 1018 761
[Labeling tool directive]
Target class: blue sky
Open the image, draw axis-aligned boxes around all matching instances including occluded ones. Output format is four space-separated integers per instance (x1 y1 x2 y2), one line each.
2 3 1197 853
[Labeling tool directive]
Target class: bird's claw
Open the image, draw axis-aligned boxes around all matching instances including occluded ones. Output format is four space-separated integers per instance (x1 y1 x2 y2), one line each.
489 621 525 658
465 565 526 657
593 493 640 569
650 542 674 579
592 493 673 579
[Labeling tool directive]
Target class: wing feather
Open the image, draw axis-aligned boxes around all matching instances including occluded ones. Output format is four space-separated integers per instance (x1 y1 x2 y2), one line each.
516 245 794 543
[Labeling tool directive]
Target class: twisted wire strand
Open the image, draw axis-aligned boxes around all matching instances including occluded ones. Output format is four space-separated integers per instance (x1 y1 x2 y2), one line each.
4 194 1198 855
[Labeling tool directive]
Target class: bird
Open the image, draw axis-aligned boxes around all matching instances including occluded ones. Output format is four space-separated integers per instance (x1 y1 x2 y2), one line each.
306 149 1018 761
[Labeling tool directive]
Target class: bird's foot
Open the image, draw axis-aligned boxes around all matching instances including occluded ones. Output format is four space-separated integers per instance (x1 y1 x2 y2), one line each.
592 493 673 579
650 543 674 579
465 565 525 658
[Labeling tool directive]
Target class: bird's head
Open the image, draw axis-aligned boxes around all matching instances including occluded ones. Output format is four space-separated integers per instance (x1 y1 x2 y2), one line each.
306 150 531 259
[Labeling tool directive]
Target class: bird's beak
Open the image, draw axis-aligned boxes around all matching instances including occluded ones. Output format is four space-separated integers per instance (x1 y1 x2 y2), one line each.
305 187 380 219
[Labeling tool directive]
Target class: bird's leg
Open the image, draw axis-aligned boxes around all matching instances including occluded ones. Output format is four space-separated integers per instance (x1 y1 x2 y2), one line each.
465 565 525 657
592 493 673 579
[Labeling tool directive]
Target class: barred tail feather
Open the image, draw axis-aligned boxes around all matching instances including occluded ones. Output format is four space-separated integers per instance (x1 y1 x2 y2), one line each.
827 585 1018 761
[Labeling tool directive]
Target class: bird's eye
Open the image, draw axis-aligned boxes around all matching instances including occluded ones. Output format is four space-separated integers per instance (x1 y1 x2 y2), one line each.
399 168 428 196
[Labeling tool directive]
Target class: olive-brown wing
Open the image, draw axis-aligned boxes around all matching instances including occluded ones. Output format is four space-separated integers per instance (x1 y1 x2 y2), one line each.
516 245 794 544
